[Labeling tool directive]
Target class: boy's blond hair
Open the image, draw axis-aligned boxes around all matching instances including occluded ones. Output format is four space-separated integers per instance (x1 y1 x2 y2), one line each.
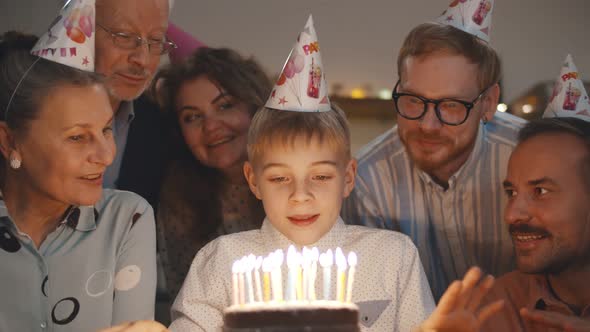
247 105 351 165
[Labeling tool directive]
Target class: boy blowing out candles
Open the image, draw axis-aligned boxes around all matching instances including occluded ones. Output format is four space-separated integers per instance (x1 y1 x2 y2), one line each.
169 15 502 332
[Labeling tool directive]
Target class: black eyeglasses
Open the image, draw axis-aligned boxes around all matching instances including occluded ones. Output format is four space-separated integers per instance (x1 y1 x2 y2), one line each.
391 80 491 126
97 23 177 55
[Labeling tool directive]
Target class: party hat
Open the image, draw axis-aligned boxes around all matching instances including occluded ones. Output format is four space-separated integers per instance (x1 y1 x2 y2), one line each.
167 23 206 64
543 54 590 121
31 0 95 71
265 15 330 112
436 0 494 43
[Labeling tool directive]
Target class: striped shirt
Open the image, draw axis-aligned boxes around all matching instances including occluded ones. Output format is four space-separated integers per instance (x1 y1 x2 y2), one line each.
342 112 526 300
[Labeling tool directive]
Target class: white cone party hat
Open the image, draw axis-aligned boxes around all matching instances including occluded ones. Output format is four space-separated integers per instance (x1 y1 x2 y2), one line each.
436 0 494 43
265 15 331 112
31 0 95 72
543 54 590 121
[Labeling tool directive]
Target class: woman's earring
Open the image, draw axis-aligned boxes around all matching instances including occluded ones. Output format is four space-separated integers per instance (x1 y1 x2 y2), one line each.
481 117 488 125
9 153 21 170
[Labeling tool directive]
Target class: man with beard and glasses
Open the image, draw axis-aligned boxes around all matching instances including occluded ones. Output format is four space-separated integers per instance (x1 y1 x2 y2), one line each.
96 0 175 209
342 19 526 301
479 117 590 332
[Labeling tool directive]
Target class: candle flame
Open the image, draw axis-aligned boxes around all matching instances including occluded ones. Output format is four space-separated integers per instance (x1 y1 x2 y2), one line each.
319 249 334 267
347 252 357 267
274 249 284 267
246 254 256 272
255 256 263 270
311 247 319 261
302 247 312 267
335 247 347 270
232 260 241 274
287 245 298 268
262 254 273 273
238 256 247 272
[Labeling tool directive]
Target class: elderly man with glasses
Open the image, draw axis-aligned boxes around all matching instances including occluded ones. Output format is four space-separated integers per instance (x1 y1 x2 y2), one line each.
342 22 526 301
95 0 175 209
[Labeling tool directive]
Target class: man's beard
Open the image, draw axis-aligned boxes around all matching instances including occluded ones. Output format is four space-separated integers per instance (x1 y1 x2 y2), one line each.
402 132 453 173
518 249 578 276
510 224 581 275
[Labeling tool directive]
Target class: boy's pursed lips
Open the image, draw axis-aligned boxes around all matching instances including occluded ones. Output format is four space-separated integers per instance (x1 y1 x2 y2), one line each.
287 214 320 226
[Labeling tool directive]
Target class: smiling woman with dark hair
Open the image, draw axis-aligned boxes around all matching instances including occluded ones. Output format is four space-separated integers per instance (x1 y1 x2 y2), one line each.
0 31 157 331
154 47 272 302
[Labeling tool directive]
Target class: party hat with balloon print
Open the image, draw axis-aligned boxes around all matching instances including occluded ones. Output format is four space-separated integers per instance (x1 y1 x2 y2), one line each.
543 54 590 122
436 0 494 43
266 15 331 112
31 0 95 71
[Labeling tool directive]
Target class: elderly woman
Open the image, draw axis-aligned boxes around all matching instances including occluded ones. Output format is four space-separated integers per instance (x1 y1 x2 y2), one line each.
154 47 272 301
0 32 156 331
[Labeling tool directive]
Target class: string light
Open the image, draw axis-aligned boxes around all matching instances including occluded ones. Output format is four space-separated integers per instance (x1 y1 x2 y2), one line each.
496 103 507 112
522 104 534 114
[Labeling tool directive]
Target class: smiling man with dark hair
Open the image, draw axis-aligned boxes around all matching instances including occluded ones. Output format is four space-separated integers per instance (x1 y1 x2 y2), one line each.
481 117 590 332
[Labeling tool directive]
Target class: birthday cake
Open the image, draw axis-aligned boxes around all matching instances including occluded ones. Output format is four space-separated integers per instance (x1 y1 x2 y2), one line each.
224 246 360 331
223 301 360 331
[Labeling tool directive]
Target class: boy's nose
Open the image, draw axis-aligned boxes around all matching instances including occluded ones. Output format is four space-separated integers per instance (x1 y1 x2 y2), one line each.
289 180 313 203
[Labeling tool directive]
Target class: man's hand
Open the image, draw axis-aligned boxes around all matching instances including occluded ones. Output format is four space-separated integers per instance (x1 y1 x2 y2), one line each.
418 267 504 332
520 308 590 332
98 321 169 332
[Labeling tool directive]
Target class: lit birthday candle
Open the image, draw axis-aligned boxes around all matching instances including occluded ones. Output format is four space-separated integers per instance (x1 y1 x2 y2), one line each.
301 247 312 301
272 249 284 302
319 249 333 300
295 250 304 301
245 254 256 303
335 247 348 302
309 247 319 300
286 245 298 302
301 247 309 300
238 256 246 305
232 259 240 306
345 252 357 303
262 254 272 302
254 256 263 302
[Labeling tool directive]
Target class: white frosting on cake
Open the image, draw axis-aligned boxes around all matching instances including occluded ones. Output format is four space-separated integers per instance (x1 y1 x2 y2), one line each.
224 300 358 313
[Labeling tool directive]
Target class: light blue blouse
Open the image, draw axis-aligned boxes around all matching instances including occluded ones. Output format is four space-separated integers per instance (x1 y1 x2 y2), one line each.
0 189 157 332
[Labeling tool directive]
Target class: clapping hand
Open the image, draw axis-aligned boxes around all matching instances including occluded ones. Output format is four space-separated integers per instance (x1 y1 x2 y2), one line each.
418 267 504 332
98 321 169 332
520 308 590 332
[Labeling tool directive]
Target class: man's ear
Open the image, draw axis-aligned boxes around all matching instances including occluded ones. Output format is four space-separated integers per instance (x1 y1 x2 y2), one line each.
343 158 357 198
481 83 500 123
244 161 262 200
